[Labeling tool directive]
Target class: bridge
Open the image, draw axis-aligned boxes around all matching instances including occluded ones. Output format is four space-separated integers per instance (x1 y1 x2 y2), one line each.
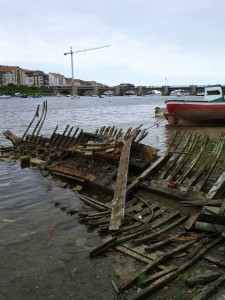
52 85 208 96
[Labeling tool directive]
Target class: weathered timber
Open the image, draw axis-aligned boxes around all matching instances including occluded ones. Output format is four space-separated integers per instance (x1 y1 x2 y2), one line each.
21 104 40 142
48 165 97 182
177 135 209 184
29 100 47 142
109 129 138 230
126 154 173 196
89 236 117 258
50 171 85 183
206 172 225 199
192 273 225 300
144 234 182 253
121 239 197 291
132 237 223 300
132 215 187 245
34 100 48 143
142 265 177 286
163 131 194 180
186 271 224 287
195 221 225 233
193 136 225 192
203 254 225 268
187 238 209 259
185 208 203 230
166 133 199 182
187 137 223 191
78 194 111 212
3 130 21 145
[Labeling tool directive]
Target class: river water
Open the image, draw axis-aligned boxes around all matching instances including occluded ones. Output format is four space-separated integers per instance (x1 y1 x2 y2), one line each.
0 95 225 300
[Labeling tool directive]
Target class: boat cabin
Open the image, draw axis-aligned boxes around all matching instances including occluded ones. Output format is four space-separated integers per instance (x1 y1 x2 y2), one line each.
205 84 224 102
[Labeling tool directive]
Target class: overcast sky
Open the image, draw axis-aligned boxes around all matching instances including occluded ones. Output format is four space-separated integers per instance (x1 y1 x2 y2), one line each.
1 0 225 86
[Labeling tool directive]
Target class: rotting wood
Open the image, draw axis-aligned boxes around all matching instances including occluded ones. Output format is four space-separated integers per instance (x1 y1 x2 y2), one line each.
132 215 187 245
131 236 223 300
121 239 197 291
89 236 117 258
34 100 48 143
203 254 225 268
166 133 199 182
192 273 225 300
29 100 47 142
185 207 202 230
21 104 40 142
186 271 224 287
142 265 178 286
193 136 225 192
3 130 21 145
177 135 209 184
109 129 138 231
186 137 223 191
163 131 193 180
206 172 225 199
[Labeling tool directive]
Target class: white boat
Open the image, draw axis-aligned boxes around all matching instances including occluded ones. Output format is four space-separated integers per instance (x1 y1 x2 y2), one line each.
0 95 11 99
164 84 225 126
71 95 80 99
170 89 189 96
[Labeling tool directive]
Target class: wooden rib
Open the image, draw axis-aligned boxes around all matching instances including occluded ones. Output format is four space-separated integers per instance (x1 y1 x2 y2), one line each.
34 100 48 142
121 239 197 291
177 135 209 184
193 136 225 192
160 131 187 179
132 237 223 300
54 125 70 147
49 125 58 144
21 104 40 142
29 101 46 142
187 137 223 190
166 133 199 182
61 126 73 148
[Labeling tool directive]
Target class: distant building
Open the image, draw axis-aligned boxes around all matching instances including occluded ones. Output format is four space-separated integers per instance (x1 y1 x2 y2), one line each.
23 70 49 87
0 65 25 86
48 73 66 86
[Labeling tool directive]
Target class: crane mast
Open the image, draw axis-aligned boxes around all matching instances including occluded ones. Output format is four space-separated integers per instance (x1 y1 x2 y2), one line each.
64 45 111 96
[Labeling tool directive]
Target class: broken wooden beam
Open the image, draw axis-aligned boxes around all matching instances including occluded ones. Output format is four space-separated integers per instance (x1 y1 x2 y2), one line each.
109 129 138 231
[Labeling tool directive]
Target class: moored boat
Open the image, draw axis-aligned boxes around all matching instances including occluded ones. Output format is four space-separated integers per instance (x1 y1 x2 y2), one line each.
164 85 225 126
0 95 11 99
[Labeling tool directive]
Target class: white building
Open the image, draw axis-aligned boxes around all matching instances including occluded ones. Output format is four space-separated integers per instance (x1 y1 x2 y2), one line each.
48 73 66 86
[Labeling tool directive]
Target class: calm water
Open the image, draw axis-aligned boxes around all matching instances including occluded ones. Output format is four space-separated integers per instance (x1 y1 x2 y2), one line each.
1 95 225 300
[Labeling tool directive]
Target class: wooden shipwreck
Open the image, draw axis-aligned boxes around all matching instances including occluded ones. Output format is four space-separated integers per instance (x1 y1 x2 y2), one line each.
1 101 225 299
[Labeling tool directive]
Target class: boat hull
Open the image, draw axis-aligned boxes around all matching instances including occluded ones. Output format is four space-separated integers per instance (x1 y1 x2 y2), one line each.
164 100 225 126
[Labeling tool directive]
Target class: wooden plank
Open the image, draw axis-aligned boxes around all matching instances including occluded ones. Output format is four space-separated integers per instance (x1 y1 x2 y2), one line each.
109 130 137 230
142 265 177 286
121 239 196 291
185 208 202 230
203 254 225 268
48 165 96 182
206 172 225 199
126 153 173 195
132 237 223 300
192 273 225 300
89 236 117 258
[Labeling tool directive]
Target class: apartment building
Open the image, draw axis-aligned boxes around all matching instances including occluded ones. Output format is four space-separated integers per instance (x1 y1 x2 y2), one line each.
0 65 25 86
48 73 66 86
